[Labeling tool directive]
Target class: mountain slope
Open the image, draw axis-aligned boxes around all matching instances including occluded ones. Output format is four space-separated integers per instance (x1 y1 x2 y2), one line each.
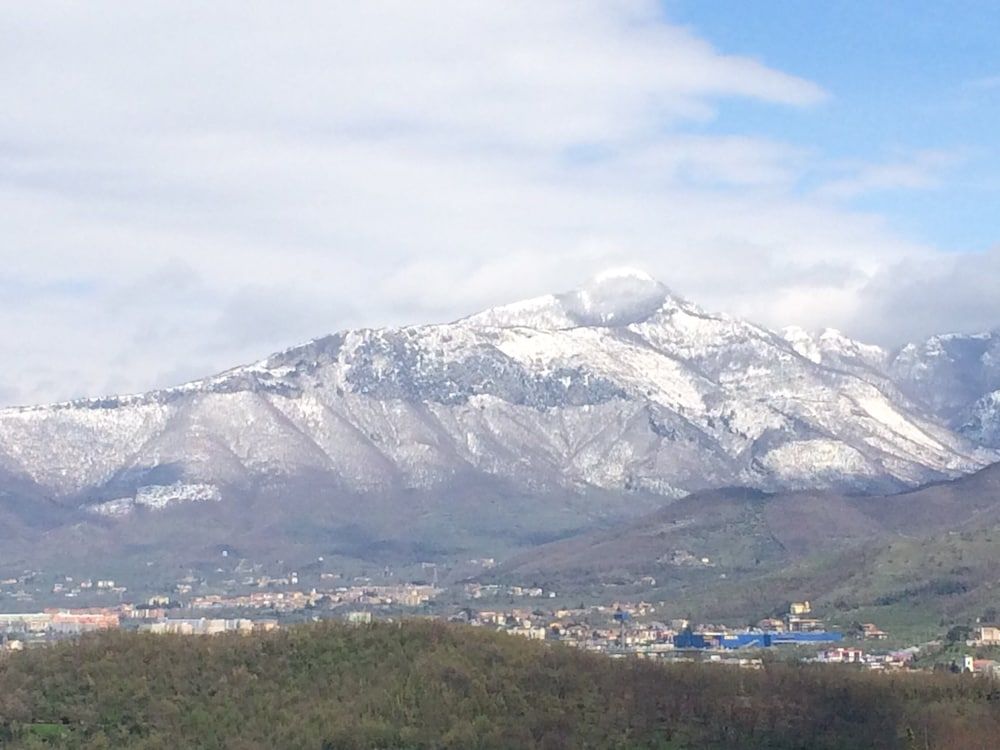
0 270 997 568
498 463 1000 580
889 330 1000 446
495 463 1000 633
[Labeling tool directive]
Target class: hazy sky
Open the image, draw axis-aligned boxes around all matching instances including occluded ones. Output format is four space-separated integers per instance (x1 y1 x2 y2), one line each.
3 1 999 405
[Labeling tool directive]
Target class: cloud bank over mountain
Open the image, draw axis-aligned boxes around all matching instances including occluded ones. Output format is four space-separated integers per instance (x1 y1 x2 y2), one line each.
1 1 996 405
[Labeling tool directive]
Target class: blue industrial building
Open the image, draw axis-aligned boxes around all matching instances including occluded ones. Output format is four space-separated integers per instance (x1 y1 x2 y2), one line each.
673 630 842 650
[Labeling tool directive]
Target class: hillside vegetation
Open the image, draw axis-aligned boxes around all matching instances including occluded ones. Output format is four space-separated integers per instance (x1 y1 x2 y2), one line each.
1 621 999 749
496 465 1000 634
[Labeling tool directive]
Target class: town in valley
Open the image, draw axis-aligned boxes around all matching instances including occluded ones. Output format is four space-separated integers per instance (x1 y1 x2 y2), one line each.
3 560 998 678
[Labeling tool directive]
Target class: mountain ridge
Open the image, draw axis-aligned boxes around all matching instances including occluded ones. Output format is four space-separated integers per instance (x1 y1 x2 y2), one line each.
1 270 999 570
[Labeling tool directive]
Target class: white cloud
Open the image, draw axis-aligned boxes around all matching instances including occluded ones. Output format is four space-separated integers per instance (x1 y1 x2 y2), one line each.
0 1 981 405
849 245 1000 342
817 150 963 200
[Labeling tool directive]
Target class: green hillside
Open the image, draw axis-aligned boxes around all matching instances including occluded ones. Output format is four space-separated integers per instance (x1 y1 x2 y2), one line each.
495 465 1000 636
620 524 998 644
2 621 999 749
713 525 1000 642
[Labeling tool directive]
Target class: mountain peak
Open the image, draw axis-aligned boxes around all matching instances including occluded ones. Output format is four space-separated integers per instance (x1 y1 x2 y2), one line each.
780 326 888 368
463 268 671 330
563 267 669 327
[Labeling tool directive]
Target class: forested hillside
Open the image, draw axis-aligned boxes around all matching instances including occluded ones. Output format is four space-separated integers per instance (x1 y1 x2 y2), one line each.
1 621 999 749
495 464 1000 635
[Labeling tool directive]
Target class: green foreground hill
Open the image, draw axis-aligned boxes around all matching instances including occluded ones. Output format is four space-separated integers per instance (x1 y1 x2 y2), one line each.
2 621 1000 749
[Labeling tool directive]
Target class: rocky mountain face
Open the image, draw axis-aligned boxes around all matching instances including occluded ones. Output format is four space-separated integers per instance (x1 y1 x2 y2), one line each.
0 268 998 567
1 269 998 502
890 332 1000 446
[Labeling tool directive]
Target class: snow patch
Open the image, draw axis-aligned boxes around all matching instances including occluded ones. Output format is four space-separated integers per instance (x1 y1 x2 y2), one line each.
87 497 135 518
759 440 877 485
86 482 222 517
854 394 944 451
782 326 822 363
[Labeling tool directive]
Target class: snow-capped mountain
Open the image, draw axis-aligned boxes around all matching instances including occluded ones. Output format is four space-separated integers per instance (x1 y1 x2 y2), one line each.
776 327 1000 451
0 269 995 531
888 331 1000 445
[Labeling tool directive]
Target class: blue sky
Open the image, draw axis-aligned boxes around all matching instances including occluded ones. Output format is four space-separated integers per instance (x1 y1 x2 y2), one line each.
1 2 999 405
671 0 1000 252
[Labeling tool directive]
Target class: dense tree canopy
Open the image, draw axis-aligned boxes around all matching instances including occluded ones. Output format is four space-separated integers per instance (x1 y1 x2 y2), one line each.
1 621 998 749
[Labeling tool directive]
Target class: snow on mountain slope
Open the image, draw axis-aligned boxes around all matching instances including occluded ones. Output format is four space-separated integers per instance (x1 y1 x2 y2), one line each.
0 271 995 519
888 331 1000 446
88 482 222 517
782 326 889 374
962 390 1000 447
